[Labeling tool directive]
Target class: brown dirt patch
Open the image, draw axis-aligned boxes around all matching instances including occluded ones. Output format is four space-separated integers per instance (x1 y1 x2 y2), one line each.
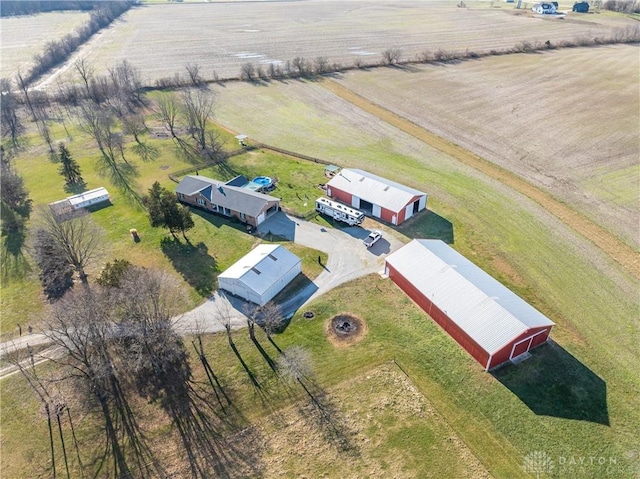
325 313 367 348
322 78 640 280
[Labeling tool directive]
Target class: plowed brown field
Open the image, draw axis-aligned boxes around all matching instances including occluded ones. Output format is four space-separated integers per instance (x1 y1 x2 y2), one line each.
33 0 638 88
322 69 640 279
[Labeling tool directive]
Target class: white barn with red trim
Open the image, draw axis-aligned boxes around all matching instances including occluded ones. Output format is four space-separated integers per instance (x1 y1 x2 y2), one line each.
385 239 555 370
326 169 427 225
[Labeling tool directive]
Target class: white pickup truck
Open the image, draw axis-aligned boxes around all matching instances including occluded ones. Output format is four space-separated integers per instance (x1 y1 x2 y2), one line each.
363 230 382 248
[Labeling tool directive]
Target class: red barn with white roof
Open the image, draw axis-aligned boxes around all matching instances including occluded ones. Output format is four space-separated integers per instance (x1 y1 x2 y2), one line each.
385 239 555 370
326 168 427 225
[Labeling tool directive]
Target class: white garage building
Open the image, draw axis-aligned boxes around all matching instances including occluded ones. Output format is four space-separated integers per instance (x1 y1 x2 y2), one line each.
217 244 302 306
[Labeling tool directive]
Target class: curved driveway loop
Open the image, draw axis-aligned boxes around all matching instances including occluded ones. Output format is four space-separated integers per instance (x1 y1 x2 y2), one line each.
1 213 405 377
174 211 405 334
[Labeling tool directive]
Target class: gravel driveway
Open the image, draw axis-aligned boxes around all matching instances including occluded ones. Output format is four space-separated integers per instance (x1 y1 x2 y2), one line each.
174 211 405 334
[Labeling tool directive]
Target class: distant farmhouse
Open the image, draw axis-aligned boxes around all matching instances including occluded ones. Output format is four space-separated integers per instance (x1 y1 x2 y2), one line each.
175 175 280 228
326 168 427 225
385 240 555 370
218 244 302 306
49 187 110 219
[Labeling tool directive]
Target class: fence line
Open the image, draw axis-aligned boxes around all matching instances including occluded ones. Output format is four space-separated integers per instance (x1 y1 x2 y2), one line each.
168 143 339 183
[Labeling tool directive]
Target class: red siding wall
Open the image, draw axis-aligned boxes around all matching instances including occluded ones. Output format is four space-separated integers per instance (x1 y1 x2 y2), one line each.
380 207 399 225
387 264 490 368
387 263 552 370
328 187 353 207
488 327 551 369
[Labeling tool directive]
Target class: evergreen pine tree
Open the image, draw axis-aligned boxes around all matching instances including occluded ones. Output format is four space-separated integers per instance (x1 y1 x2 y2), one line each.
145 181 194 239
57 143 84 187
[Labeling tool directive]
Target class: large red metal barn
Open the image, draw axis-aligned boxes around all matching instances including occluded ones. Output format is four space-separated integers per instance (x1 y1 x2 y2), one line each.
326 168 427 225
385 239 555 370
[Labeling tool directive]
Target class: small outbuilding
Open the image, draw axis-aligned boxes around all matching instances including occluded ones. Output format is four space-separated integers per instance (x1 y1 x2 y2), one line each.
217 244 302 306
326 168 427 225
385 239 555 370
49 187 110 218
572 1 589 12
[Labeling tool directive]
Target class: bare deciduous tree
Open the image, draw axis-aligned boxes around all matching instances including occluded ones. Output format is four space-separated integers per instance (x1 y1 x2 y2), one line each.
73 58 94 100
314 56 329 75
240 62 256 82
181 88 215 154
381 48 402 66
155 93 181 140
185 63 203 86
277 345 313 384
36 208 104 285
0 80 24 146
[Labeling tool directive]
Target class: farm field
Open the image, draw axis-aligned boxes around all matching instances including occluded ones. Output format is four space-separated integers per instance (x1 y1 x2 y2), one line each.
1 2 639 478
0 10 90 78
330 44 640 250
34 0 638 88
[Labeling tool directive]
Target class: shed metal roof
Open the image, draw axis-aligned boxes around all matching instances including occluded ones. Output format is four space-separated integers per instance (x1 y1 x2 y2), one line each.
175 175 279 217
218 244 301 296
327 168 426 212
67 187 109 207
385 239 554 354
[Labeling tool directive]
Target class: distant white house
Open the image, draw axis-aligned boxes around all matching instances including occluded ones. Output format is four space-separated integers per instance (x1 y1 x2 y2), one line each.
217 244 302 306
532 2 557 13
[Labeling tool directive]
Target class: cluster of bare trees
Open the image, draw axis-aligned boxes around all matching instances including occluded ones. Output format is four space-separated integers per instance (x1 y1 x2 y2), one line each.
155 88 223 163
9 267 188 477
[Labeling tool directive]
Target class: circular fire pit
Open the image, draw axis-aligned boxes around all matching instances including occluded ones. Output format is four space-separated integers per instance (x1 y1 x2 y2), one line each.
326 313 367 348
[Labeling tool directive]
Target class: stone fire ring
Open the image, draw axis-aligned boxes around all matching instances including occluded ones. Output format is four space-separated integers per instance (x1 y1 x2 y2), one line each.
325 313 367 348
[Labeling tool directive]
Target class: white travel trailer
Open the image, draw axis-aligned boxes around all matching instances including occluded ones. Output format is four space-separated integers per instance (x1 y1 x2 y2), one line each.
315 197 364 226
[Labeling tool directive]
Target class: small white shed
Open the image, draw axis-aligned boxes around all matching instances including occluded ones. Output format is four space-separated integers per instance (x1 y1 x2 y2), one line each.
218 244 302 306
68 187 110 209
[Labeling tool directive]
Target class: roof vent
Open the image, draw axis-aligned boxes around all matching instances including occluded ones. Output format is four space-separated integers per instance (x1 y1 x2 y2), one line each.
383 186 390 191
268 254 278 261
251 267 261 275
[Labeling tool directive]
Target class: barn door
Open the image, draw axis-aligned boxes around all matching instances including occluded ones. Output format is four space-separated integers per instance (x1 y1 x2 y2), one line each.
511 337 533 359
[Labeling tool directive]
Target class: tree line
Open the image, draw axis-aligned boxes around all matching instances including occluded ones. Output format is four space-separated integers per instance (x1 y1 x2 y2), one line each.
0 1 101 17
19 1 135 84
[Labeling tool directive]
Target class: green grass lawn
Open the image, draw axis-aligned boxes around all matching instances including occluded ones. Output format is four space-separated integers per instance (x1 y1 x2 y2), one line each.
179 148 329 217
2 83 638 478
3 273 637 477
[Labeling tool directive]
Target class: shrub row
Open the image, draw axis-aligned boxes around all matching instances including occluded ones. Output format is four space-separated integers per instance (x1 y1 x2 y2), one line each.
25 1 134 84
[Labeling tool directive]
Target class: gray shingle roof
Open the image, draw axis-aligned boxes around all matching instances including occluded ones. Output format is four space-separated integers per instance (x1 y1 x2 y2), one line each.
175 175 279 217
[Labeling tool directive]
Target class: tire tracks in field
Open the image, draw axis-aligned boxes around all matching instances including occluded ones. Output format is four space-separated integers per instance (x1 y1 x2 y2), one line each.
322 78 640 280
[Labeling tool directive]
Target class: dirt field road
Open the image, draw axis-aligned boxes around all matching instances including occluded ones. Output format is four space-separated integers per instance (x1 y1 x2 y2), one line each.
322 79 640 280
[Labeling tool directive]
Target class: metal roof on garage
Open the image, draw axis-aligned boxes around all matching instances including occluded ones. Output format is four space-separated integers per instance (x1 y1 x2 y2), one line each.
385 239 555 355
327 168 426 212
218 244 301 296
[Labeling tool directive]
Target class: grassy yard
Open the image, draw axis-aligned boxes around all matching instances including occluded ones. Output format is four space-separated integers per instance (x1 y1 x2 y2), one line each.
0 115 327 338
179 148 329 217
2 273 637 477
